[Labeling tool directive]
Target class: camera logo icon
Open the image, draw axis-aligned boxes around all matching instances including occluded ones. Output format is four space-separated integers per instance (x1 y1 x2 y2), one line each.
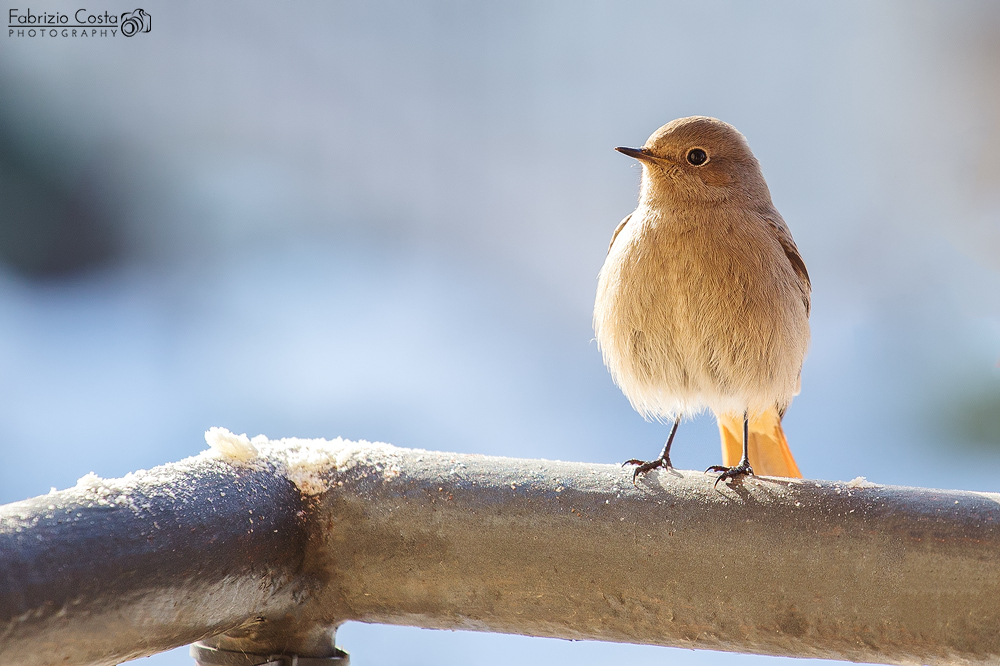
120 9 151 37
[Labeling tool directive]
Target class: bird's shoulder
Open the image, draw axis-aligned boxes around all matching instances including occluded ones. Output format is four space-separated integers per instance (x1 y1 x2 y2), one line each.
607 213 632 255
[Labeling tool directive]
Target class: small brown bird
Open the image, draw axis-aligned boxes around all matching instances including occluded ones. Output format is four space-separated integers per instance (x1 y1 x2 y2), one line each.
594 116 810 484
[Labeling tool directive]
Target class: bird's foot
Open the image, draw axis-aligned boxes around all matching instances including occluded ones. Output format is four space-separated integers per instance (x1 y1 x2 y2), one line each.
623 456 672 485
706 461 754 488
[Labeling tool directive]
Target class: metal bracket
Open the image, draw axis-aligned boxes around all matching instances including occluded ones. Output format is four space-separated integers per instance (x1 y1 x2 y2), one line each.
190 642 349 666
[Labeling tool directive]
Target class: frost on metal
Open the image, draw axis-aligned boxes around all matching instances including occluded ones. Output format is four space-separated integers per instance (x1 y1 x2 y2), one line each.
203 427 417 495
846 475 878 488
204 427 261 463
71 472 135 509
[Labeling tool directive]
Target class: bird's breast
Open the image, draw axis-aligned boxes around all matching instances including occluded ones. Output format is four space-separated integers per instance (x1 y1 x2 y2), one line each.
594 206 809 417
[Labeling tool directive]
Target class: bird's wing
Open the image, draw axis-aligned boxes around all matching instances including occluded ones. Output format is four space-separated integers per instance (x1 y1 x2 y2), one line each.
608 213 632 254
766 214 811 316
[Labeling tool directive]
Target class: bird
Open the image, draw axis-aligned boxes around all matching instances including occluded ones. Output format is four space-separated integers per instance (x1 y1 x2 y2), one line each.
593 116 810 485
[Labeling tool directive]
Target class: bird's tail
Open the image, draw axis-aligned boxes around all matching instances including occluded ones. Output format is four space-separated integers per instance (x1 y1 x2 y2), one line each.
717 407 802 478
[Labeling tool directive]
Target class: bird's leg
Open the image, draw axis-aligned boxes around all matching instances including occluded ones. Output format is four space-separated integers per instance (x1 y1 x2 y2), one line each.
624 416 680 484
706 410 755 487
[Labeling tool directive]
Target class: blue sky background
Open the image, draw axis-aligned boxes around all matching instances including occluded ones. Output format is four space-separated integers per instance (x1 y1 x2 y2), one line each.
2 2 1000 664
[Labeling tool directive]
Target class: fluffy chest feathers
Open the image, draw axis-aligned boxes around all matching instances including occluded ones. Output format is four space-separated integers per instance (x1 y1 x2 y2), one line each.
593 204 809 419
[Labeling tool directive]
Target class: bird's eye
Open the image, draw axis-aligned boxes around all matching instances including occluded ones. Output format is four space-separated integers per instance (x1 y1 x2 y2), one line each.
686 148 708 166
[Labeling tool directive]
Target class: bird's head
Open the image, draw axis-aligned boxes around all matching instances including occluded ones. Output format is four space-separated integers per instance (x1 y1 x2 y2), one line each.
617 116 771 206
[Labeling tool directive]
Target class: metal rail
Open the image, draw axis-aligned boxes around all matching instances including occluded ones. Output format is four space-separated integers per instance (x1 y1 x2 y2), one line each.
2 437 999 666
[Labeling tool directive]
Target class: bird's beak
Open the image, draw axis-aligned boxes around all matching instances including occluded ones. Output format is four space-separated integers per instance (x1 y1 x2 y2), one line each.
615 146 663 164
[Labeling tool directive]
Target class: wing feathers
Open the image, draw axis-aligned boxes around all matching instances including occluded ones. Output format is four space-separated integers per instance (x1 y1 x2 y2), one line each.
766 215 811 316
608 214 631 255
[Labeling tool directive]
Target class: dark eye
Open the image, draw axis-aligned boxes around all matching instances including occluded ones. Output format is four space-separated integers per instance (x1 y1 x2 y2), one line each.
686 148 708 166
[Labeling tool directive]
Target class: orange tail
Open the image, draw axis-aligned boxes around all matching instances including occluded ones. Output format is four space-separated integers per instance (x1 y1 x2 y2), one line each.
717 408 802 478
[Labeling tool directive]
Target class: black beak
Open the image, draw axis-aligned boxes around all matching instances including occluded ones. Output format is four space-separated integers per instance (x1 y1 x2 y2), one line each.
615 146 657 163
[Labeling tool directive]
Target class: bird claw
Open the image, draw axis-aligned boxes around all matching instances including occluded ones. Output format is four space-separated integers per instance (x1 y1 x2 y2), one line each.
706 461 754 488
623 456 673 485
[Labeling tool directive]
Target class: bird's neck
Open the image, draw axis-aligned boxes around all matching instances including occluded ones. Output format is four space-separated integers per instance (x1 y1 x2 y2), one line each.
638 179 774 217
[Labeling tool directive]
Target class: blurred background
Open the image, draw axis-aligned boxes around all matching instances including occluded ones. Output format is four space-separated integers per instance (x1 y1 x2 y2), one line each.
2 1 1000 664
